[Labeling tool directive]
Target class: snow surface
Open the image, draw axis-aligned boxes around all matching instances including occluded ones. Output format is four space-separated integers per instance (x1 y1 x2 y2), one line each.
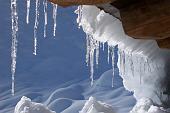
79 5 170 105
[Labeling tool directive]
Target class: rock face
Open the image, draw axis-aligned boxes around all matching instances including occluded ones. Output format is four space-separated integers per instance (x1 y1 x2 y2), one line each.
49 0 170 49
49 0 114 6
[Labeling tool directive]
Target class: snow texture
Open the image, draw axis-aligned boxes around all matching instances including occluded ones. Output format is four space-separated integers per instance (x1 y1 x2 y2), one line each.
80 96 115 113
78 5 170 105
14 96 56 113
130 98 168 113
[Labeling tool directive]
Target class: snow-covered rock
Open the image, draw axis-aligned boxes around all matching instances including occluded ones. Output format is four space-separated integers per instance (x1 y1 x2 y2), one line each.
130 98 168 113
14 96 56 113
78 5 170 105
79 96 115 113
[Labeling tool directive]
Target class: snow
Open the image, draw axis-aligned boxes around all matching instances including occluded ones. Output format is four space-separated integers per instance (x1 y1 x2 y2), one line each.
14 96 56 113
80 96 115 113
11 0 19 96
78 5 170 105
130 98 168 113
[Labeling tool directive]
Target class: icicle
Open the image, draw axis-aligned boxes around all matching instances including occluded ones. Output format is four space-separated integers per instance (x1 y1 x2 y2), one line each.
102 42 105 51
130 53 134 77
122 51 126 76
111 47 115 87
43 0 48 37
86 35 90 66
53 4 57 37
107 45 110 64
85 34 100 86
11 0 18 96
33 0 40 55
89 34 95 86
119 50 122 76
26 0 30 24
95 41 99 67
33 38 37 55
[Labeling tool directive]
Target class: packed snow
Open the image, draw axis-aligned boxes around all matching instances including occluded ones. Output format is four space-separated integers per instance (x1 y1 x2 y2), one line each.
80 96 115 113
130 98 168 113
15 96 56 113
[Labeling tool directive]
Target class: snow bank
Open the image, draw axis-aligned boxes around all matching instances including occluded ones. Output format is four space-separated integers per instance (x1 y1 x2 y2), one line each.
78 5 170 105
14 96 56 113
130 98 167 113
80 96 115 113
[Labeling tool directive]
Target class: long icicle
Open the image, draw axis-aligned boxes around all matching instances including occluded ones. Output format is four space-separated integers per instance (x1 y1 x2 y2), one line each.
11 0 18 96
33 0 40 55
26 0 30 24
53 4 57 37
111 46 115 87
43 0 48 37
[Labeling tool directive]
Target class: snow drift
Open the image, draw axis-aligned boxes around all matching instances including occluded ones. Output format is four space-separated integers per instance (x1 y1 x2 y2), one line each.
78 5 170 105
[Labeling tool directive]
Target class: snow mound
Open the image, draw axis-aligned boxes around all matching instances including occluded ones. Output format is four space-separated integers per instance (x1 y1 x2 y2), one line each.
14 96 56 113
130 98 167 113
80 96 115 113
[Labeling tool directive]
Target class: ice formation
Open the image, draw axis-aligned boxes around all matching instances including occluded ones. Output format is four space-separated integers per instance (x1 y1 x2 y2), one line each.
80 96 115 113
52 4 58 37
33 0 40 55
11 0 19 96
75 6 116 86
77 5 170 105
130 98 168 113
14 96 56 113
43 0 48 37
26 0 30 24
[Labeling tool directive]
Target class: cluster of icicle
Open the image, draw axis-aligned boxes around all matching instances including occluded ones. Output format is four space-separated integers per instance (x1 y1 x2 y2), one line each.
118 50 155 84
10 0 58 95
75 6 116 86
